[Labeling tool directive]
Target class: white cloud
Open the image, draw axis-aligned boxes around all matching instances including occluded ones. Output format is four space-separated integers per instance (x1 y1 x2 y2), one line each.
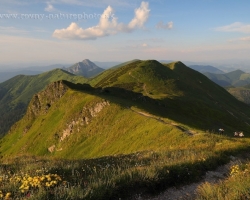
142 43 148 47
45 2 56 12
156 21 173 30
52 1 150 40
214 22 250 33
128 2 150 29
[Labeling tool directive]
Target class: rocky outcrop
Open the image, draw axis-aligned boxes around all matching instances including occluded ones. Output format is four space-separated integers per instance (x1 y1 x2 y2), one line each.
60 100 110 142
48 145 55 153
27 81 68 119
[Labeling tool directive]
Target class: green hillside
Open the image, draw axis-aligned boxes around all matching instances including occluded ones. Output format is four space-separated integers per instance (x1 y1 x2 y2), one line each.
2 60 250 158
2 60 250 199
204 69 250 87
88 59 140 86
0 69 87 136
93 60 250 130
227 86 250 105
0 80 185 158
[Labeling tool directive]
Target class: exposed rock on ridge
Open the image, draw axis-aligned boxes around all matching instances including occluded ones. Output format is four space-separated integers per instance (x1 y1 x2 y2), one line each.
59 100 110 142
27 81 68 119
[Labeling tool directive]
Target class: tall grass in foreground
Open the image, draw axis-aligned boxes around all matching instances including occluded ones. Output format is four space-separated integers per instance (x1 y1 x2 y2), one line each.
0 134 250 199
196 161 250 200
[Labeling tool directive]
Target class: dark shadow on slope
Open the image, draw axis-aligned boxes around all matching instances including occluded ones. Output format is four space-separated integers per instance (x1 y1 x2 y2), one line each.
62 80 250 137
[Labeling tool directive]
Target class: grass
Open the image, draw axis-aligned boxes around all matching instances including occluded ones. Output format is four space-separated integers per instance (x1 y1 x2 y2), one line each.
0 69 87 136
1 138 250 200
227 87 250 105
2 60 250 198
195 158 250 200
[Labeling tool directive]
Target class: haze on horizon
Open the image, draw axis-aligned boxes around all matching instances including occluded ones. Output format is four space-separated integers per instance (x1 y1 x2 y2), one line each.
0 0 250 68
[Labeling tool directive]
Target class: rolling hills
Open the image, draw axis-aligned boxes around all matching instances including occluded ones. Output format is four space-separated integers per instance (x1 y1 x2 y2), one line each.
204 69 250 87
0 70 42 83
0 69 87 136
1 60 250 159
188 65 224 74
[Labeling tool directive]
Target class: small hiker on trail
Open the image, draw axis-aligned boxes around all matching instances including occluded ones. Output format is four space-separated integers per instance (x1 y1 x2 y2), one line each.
219 128 224 134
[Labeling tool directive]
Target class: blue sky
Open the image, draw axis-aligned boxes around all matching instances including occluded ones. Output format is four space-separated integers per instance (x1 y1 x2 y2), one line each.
0 0 250 67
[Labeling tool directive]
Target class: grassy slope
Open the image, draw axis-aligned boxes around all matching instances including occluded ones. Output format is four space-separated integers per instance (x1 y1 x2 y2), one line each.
2 60 250 160
0 83 188 159
93 60 250 132
227 87 250 105
3 61 250 199
0 69 87 136
88 59 140 86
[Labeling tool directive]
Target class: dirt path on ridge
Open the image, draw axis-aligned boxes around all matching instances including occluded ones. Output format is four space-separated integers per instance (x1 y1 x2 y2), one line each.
132 154 250 200
128 107 195 136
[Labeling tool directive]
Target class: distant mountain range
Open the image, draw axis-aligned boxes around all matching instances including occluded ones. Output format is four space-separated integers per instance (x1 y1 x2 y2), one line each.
0 70 42 83
0 64 67 83
188 65 224 74
204 69 250 87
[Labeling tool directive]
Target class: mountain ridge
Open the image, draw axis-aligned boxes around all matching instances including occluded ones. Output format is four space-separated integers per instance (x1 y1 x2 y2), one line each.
2 60 250 159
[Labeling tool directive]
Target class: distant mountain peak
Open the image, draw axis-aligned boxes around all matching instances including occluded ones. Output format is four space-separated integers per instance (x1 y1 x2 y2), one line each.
82 59 92 64
64 59 104 78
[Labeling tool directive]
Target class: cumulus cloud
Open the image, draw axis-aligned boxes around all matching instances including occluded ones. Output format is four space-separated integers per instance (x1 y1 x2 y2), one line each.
128 2 150 29
214 22 250 33
52 1 150 40
156 21 173 30
45 2 55 12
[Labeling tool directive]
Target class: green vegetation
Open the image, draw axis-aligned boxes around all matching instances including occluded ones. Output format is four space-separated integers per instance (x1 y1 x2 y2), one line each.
227 86 250 105
204 69 250 87
0 69 87 136
196 159 250 199
88 59 140 86
1 60 250 199
0 136 250 199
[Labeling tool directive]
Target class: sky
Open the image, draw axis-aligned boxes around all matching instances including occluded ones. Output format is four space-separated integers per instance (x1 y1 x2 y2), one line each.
0 0 250 68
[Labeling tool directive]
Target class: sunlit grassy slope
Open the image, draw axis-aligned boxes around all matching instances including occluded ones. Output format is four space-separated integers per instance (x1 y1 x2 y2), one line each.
0 81 187 159
1 60 250 160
